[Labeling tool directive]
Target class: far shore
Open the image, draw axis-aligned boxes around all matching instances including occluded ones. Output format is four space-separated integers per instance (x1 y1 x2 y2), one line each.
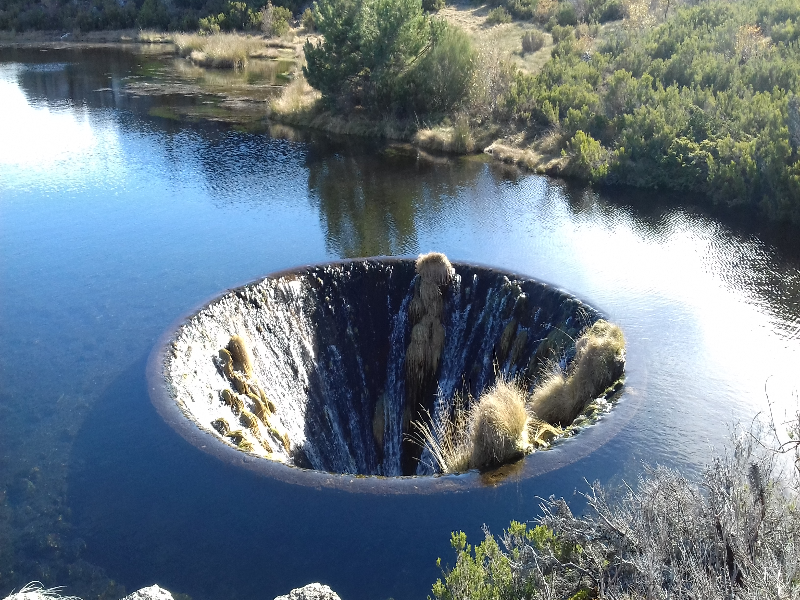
0 28 584 179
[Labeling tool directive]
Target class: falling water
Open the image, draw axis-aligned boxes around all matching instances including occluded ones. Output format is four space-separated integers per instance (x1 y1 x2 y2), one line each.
161 258 603 477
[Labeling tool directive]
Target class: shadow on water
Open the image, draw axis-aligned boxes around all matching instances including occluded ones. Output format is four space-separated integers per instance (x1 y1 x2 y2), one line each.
67 354 620 600
65 356 464 600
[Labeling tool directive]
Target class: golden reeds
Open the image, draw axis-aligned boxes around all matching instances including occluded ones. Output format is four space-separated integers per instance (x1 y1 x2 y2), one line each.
470 380 530 469
172 33 263 69
228 334 254 377
530 319 625 426
410 319 624 473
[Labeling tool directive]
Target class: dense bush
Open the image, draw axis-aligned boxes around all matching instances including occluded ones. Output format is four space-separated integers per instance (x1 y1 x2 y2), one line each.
504 0 800 221
432 429 800 600
0 0 299 32
303 0 475 117
300 6 315 30
422 0 446 12
486 6 512 25
259 1 292 36
522 30 546 53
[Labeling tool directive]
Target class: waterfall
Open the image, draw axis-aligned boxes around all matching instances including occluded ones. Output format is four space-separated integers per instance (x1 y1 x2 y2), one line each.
163 259 602 477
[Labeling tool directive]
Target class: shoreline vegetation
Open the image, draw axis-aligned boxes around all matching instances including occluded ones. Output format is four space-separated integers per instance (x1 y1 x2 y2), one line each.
431 412 800 600
3 0 799 221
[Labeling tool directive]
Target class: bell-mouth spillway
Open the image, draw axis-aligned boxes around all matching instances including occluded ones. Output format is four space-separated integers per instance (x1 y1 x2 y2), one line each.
147 257 634 494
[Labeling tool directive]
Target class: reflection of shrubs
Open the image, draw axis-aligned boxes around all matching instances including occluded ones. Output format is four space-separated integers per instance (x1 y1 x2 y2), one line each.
521 30 546 53
486 6 513 25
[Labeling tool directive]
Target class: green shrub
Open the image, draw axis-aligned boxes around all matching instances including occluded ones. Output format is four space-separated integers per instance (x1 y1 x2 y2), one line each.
550 24 573 43
409 22 477 115
521 30 546 53
432 431 800 600
423 0 446 12
301 7 315 30
565 130 608 182
304 0 473 116
225 1 255 30
260 2 292 36
503 0 800 222
555 1 578 25
137 0 169 30
197 1 264 33
505 0 536 19
597 0 623 22
486 7 513 25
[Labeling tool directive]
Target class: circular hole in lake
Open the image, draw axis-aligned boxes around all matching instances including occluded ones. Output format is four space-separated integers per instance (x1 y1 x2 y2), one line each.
148 257 629 493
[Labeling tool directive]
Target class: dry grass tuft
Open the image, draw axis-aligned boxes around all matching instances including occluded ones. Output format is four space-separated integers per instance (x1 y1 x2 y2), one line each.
416 252 454 286
137 30 171 43
484 140 567 174
412 392 473 474
530 319 625 426
412 319 624 473
412 379 533 473
414 115 476 154
227 334 253 377
404 252 454 439
470 379 530 470
270 72 321 116
172 33 263 69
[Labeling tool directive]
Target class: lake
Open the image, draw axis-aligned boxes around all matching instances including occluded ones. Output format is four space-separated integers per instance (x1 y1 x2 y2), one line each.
1 44 799 600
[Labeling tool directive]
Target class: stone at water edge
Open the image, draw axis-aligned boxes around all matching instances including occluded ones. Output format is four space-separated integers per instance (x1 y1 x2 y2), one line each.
2 584 175 600
273 583 342 600
120 585 174 600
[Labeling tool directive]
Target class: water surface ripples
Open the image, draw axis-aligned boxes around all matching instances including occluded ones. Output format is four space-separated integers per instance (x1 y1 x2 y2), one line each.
1 46 800 600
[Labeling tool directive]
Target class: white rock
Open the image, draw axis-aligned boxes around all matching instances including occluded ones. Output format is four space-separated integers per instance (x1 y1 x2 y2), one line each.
274 583 341 600
3 583 173 600
120 586 174 600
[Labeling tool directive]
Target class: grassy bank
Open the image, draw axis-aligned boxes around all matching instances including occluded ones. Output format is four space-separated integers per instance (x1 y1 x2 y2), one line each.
7 0 799 221
274 0 800 222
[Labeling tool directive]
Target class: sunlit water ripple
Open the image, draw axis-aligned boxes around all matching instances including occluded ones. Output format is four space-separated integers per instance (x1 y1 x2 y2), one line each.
1 45 799 600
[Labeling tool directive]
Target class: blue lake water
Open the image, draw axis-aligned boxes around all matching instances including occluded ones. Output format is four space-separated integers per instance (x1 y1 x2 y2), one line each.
1 45 800 600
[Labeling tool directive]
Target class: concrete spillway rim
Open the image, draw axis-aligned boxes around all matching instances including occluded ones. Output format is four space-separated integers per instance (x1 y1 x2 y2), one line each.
146 256 645 495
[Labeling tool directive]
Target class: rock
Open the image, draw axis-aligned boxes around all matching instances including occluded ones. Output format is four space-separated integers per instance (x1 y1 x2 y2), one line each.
273 583 341 600
120 586 174 600
3 584 174 600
